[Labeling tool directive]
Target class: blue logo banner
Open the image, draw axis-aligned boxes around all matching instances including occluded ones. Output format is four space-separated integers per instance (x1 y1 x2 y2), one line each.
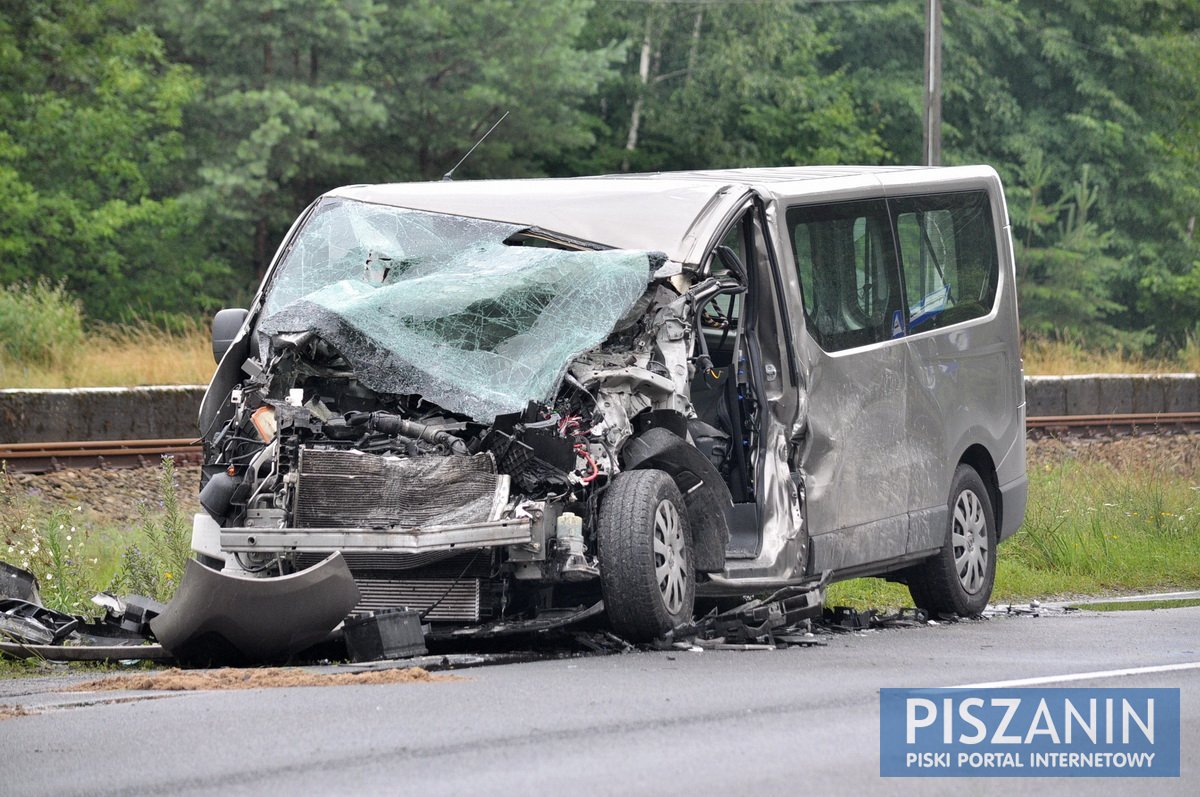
880 687 1180 777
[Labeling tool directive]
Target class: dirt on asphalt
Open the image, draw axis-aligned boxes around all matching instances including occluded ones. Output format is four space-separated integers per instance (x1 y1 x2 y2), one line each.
71 666 459 692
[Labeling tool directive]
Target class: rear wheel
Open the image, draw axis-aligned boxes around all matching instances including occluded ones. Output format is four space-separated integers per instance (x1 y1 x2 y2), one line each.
907 464 996 616
597 469 695 641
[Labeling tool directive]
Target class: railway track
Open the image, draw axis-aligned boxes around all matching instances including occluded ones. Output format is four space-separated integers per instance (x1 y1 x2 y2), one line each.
1024 411 1200 436
1 413 1197 473
0 438 203 473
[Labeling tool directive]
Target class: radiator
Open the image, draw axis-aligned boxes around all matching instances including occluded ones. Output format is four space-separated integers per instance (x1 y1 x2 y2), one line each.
294 448 502 529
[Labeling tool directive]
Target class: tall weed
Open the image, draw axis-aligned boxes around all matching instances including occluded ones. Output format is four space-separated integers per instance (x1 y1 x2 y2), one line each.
110 457 193 602
1 467 95 613
0 280 84 370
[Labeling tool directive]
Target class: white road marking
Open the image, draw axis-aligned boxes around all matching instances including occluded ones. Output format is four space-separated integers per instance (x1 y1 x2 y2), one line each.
945 661 1200 689
1067 590 1200 604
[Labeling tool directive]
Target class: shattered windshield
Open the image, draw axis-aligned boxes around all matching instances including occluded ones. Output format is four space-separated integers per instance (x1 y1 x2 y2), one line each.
258 198 655 421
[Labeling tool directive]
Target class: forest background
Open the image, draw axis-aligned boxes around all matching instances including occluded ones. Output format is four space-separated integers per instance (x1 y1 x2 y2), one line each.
1 0 1197 358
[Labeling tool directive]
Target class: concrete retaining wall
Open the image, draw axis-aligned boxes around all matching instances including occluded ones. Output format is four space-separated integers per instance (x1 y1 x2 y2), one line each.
1 375 1197 443
0 386 207 443
1024 374 1200 417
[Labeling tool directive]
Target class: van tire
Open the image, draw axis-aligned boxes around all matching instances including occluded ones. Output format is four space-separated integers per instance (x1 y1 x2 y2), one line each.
907 465 996 617
597 469 695 641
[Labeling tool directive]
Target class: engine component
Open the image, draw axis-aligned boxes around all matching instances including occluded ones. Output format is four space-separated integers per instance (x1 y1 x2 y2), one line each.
199 472 239 519
323 411 469 454
556 512 598 581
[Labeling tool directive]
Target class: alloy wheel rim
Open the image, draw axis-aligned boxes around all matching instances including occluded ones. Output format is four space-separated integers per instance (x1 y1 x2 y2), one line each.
952 488 989 594
652 499 688 614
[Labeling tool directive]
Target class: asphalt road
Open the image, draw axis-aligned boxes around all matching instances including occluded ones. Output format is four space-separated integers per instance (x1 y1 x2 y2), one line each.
2 604 1197 797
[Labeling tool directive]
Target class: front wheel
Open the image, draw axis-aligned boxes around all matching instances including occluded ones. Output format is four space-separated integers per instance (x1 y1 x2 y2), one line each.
907 465 996 616
596 469 695 641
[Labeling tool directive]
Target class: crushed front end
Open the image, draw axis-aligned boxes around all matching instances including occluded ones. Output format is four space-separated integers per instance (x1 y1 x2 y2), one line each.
192 197 737 640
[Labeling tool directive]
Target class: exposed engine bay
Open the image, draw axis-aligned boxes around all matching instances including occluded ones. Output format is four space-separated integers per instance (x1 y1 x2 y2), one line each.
194 198 748 639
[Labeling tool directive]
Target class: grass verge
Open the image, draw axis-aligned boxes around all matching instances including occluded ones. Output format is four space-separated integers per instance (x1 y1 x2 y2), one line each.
1 459 193 613
828 439 1199 609
1022 333 1200 375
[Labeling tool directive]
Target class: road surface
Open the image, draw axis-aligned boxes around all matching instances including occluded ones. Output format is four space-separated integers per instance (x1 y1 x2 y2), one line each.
2 604 1197 796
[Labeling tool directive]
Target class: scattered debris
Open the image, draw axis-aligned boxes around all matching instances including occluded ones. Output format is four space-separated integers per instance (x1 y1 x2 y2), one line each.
0 564 170 662
0 599 80 646
0 641 172 662
660 583 830 650
0 561 42 604
70 666 458 692
822 606 931 631
983 601 1077 618
0 704 32 721
344 609 427 662
427 602 605 642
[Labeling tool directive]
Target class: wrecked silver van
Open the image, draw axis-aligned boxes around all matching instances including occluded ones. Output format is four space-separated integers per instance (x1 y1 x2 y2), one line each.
192 166 1028 643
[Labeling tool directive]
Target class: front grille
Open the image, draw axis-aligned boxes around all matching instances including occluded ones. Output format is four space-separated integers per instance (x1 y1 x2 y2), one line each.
354 578 485 622
295 551 493 623
294 448 501 529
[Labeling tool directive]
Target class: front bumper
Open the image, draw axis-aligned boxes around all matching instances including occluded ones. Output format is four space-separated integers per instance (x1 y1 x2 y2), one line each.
218 518 533 553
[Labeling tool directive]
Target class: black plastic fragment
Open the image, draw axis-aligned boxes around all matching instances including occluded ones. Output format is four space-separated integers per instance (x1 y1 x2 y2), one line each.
0 562 41 605
119 595 168 635
0 599 80 646
344 609 427 662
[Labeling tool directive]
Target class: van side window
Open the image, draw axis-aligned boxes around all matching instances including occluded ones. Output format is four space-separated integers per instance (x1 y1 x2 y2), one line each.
892 191 999 332
786 199 901 352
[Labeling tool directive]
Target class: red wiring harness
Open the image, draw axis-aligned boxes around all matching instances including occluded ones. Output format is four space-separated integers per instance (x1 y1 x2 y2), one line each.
573 443 600 483
555 412 601 483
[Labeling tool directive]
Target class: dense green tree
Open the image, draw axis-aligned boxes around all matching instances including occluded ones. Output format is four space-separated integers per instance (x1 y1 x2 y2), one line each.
580 1 888 174
360 0 620 181
814 0 1200 348
152 0 388 277
0 0 1196 350
0 0 228 320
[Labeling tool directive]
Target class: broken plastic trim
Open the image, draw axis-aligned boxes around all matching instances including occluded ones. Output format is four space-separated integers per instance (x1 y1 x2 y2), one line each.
150 553 360 665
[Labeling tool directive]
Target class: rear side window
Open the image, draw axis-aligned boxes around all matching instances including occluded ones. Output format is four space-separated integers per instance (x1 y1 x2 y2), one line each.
892 191 998 333
786 200 902 352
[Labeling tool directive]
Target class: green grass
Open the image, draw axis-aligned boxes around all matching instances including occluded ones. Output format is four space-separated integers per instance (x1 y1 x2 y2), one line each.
0 280 84 371
828 452 1200 610
1 459 192 617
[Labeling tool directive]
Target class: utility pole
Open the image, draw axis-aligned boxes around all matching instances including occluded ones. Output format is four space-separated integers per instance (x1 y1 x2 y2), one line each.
923 0 942 166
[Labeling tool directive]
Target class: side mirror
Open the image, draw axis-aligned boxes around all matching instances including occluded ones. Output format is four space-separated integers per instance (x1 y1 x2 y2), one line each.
211 308 249 364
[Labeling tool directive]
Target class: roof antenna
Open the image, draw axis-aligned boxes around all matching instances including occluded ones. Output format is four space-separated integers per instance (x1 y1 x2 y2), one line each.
441 111 509 182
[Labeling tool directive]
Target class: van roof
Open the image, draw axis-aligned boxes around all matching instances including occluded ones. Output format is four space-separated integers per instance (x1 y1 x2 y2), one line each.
326 165 999 263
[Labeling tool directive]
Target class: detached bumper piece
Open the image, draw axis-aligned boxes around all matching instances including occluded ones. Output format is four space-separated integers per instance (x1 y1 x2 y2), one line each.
150 553 360 665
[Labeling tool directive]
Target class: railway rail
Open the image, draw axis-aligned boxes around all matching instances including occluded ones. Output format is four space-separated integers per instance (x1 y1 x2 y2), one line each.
1024 411 1200 436
0 438 203 473
1 413 1197 473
